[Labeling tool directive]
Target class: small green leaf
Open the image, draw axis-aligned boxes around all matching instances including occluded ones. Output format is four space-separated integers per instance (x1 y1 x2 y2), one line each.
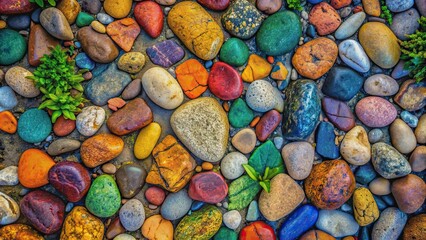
267 166 284 180
263 167 270 180
259 181 271 193
242 164 260 181
51 110 62 123
47 0 56 6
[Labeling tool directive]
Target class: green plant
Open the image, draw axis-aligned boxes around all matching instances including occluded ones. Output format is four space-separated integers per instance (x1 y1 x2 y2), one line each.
27 45 86 123
29 0 57 8
401 16 426 83
380 0 393 24
287 0 303 11
242 165 282 193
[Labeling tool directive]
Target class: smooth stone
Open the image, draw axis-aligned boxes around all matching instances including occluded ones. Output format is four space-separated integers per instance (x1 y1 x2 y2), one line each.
355 96 397 127
106 18 140 52
316 210 360 237
282 80 320 140
209 62 244 100
77 26 119 63
364 74 399 96
119 199 145 231
299 230 335 240
97 13 114 25
81 0 101 14
141 215 173 240
369 177 391 195
213 227 238 240
0 86 18 112
85 63 131 106
146 40 184 68
6 14 30 30
228 98 254 128
335 12 366 39
188 171 228 204
242 54 272 83
90 20 105 33
191 201 205 211
246 79 284 112
0 29 27 65
106 217 125 239
371 142 411 179
282 142 314 180
390 119 417 154
372 207 407 240
256 0 281 14
409 146 426 172
391 60 410 79
220 152 248 180
417 0 426 16
171 97 229 162
362 0 381 16
358 22 401 68
145 186 166 206
255 110 281 141
353 187 380 226
31 8 41 23
393 80 426 111
118 52 145 74
356 163 378 185
246 201 260 221
103 0 132 18
221 0 263 39
340 126 371 165
86 175 121 218
5 66 39 98
416 114 426 144
75 52 95 70
391 174 426 213
175 59 209 99
18 149 55 188
122 79 141 100
223 210 241 230
60 206 104 240
47 139 81 156
332 0 353 9
134 1 163 38
240 221 276 239
40 7 73 40
134 122 161 159
400 111 418 128
316 122 339 159
0 0 35 14
278 204 319 240
231 128 257 154
322 66 364 101
386 0 414 12
56 0 80 24
322 97 355 131
402 214 426 239
76 106 105 137
339 39 371 73
114 234 136 240
28 23 60 66
369 129 384 143
0 191 20 225
198 0 229 10
0 166 18 186
175 205 222 240
219 38 249 67
391 9 420 40
256 11 302 55
80 133 124 168
309 2 342 35
17 108 51 143
76 12 94 27
161 189 192 220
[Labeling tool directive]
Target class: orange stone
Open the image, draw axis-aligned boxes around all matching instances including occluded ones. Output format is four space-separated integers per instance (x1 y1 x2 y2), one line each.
0 224 43 240
242 54 272 83
0 111 17 134
175 59 209 99
18 149 55 188
80 133 124 168
362 0 381 17
106 18 141 52
309 2 342 36
299 230 336 240
107 97 126 111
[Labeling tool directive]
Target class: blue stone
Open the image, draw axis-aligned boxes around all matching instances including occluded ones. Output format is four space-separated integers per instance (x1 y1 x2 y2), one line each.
146 40 185 68
373 195 387 210
359 226 371 240
31 8 42 23
0 86 18 112
205 60 213 68
74 41 81 48
340 203 353 213
85 63 132 106
322 66 364 101
355 163 377 185
278 204 319 240
190 201 205 211
7 15 31 30
306 24 316 38
381 194 396 206
76 53 95 70
400 111 418 128
316 122 340 159
246 200 260 221
96 13 114 25
308 0 323 3
17 108 52 143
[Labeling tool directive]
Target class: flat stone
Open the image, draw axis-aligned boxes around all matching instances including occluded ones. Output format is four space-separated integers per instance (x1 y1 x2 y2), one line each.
28 24 60 66
39 7 73 40
394 79 426 111
220 152 248 180
386 0 414 12
146 40 184 68
340 126 371 165
372 207 407 240
119 199 145 231
391 8 420 40
316 210 359 238
5 66 39 98
0 29 27 65
322 66 364 101
77 26 119 63
322 97 355 131
47 139 81 156
364 74 399 96
231 128 257 154
335 12 366 39
390 119 417 154
246 79 284 112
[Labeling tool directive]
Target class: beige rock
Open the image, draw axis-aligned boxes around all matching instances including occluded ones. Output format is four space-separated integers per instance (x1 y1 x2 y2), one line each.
415 114 426 144
340 126 371 165
390 119 417 154
281 142 314 180
5 66 40 98
231 128 257 154
369 177 391 196
409 146 426 172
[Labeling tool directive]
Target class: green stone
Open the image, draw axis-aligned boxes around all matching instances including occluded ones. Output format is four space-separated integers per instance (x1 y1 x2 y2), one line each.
0 29 27 65
17 108 52 143
76 12 95 27
228 175 261 210
256 11 302 56
175 205 222 240
85 175 121 218
228 98 254 128
219 38 249 67
214 227 238 240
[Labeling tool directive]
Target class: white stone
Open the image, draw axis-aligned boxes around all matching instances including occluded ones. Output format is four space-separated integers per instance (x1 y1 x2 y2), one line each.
223 210 242 230
339 39 371 73
221 152 248 180
0 166 19 186
76 106 105 137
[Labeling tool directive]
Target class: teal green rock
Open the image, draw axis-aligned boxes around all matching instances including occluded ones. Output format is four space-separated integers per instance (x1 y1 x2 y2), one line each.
17 108 52 143
214 227 238 240
219 38 249 67
175 205 222 240
76 12 95 27
85 175 121 218
228 98 254 128
256 11 302 56
228 175 261 210
0 29 27 65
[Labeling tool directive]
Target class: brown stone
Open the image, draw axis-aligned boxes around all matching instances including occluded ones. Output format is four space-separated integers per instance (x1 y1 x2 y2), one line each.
28 23 60 67
0 224 43 240
255 109 282 142
231 128 257 154
394 79 426 111
322 97 355 131
106 98 153 136
299 230 336 240
362 0 381 17
80 133 124 168
77 26 119 63
146 135 196 192
292 37 338 80
402 214 426 240
53 115 76 136
304 159 355 210
106 18 140 52
106 217 125 239
392 174 426 214
309 2 342 35
410 146 426 172
415 114 426 144
57 0 81 24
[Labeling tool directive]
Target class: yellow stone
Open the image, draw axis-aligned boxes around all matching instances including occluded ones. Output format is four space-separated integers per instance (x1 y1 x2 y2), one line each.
270 62 289 81
362 0 381 17
353 187 380 226
359 22 400 69
134 122 162 159
142 215 173 240
0 20 6 29
167 2 224 60
242 54 272 83
103 0 132 19
60 206 104 240
90 21 106 34
57 0 81 24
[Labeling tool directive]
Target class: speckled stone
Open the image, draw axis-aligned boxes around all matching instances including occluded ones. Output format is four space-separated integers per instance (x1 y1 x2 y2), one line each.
221 0 263 39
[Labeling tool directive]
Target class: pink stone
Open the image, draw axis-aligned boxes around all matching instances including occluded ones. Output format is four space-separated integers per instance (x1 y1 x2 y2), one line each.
355 96 397 128
188 171 228 204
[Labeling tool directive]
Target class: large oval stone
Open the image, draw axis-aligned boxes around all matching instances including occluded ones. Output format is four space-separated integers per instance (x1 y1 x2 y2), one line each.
0 0 35 14
372 142 411 179
85 175 121 218
170 97 229 162
80 133 124 168
60 206 104 240
39 7 73 40
355 96 397 127
167 1 223 60
188 171 228 204
282 80 320 140
77 26 119 63
17 108 50 143
322 66 364 101
208 61 243 100
175 205 222 240
359 22 401 68
116 163 147 198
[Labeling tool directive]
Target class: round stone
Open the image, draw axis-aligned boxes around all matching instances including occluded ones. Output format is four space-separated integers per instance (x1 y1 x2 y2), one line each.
5 66 39 98
161 189 192 221
208 62 243 100
119 199 145 231
85 175 121 218
340 126 371 166
391 8 420 40
355 96 397 128
282 141 315 180
245 80 283 112
386 0 414 12
338 39 370 73
118 52 146 74
231 128 257 154
220 152 248 180
316 210 359 238
17 108 52 143
116 163 147 199
0 29 27 65
223 210 241 230
369 177 391 195
391 174 426 213
372 207 407 240
371 142 411 179
0 166 19 186
368 128 384 143
76 106 105 137
219 38 249 67
390 119 417 154
364 74 399 96
145 186 166 206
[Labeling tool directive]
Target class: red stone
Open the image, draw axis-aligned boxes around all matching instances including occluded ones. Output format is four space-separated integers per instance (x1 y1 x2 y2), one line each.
240 221 276 240
0 0 35 14
353 6 364 13
309 2 342 36
322 97 355 131
188 171 228 204
255 110 282 142
106 18 141 52
331 0 352 9
197 0 230 11
134 1 163 38
53 115 76 137
355 96 397 128
145 186 166 206
208 61 243 100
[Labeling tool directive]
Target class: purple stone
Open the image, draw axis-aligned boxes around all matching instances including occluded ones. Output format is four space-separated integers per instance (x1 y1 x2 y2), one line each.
146 40 185 68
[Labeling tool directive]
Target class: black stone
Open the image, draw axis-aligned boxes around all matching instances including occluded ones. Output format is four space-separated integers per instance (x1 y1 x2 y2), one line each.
322 66 364 101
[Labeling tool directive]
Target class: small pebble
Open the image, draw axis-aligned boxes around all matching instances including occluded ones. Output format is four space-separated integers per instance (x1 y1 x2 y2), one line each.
31 8 42 23
400 111 418 128
0 20 6 29
250 116 261 128
201 162 214 171
148 204 158 210
195 166 202 172
291 69 298 80
65 202 73 212
368 129 383 143
222 202 228 209
273 137 283 149
205 60 213 68
74 42 81 48
102 163 117 174
83 71 92 80
223 210 242 230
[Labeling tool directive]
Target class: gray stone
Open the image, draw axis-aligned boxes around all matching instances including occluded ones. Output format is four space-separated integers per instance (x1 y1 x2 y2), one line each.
223 210 241 230
372 207 407 240
220 152 248 180
391 8 420 40
119 199 145 231
96 13 114 25
0 86 18 112
339 39 371 73
81 0 101 14
316 210 360 238
335 12 366 40
371 142 411 179
416 0 426 16
121 79 142 100
246 200 260 221
364 74 399 96
281 141 314 180
386 0 414 12
368 129 384 143
161 189 192 220
246 80 284 113
0 191 20 225
39 7 73 40
401 110 418 128
76 106 105 137
0 166 19 186
47 139 81 156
